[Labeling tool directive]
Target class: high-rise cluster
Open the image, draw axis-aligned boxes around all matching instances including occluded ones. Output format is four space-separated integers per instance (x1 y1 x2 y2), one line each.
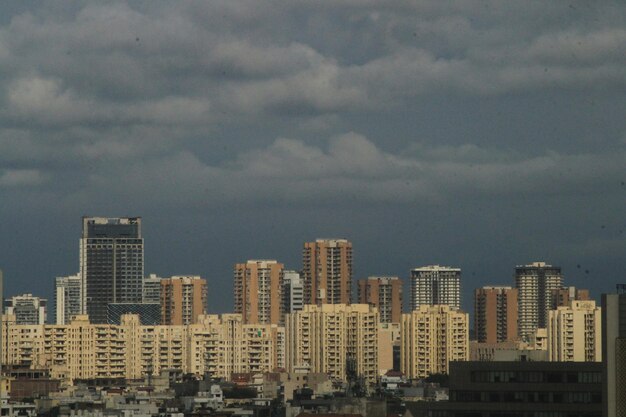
50 217 208 327
1 215 610 395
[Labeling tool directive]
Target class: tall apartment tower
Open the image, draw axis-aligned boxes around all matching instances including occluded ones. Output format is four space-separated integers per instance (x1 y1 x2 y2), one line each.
161 276 207 325
285 304 379 383
515 262 563 340
80 217 144 324
400 305 469 379
302 239 352 305
282 270 304 315
602 285 626 417
547 300 601 362
4 294 47 325
474 286 518 343
234 260 284 325
55 274 82 325
358 276 403 323
410 265 461 311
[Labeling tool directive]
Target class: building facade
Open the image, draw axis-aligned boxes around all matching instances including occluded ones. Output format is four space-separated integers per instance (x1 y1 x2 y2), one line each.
234 260 284 325
161 276 207 325
515 261 563 340
80 217 144 324
1 313 284 382
400 305 469 379
547 300 601 362
551 286 590 309
302 239 352 305
282 270 304 315
404 361 602 417
143 274 162 304
285 304 379 383
4 294 47 325
54 275 82 325
358 276 403 324
602 286 626 417
474 286 518 343
410 265 461 311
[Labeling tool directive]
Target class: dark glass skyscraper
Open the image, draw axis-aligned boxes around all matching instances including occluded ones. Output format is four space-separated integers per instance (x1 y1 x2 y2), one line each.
80 217 144 324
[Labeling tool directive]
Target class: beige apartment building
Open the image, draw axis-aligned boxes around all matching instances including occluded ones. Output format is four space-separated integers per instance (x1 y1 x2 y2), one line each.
358 276 403 324
474 286 518 343
548 300 602 362
161 276 207 325
400 305 469 379
302 239 352 305
2 313 284 382
234 260 284 325
285 304 379 383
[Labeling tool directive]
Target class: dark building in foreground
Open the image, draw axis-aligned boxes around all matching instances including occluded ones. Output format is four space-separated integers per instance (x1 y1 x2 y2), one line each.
602 285 626 417
405 361 602 417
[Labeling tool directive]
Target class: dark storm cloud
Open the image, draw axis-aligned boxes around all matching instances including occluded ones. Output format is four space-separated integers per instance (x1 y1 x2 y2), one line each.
0 0 625 311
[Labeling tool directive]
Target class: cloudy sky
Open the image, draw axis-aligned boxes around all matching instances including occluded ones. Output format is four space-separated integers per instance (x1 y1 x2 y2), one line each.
1 1 625 314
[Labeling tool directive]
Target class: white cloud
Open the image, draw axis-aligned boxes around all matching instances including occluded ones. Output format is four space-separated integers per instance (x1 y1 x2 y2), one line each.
0 169 48 187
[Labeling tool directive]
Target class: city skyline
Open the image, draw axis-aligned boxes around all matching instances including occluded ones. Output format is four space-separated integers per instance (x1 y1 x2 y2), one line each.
5 216 599 320
0 1 624 317
0 217 613 318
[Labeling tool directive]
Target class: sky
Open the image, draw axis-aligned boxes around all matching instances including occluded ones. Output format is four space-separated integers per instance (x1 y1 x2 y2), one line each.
0 1 625 314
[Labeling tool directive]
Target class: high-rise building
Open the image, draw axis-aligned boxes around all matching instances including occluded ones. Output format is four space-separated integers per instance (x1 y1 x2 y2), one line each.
80 217 144 324
547 300 601 362
285 304 379 383
410 265 461 311
4 294 47 325
515 262 563 340
282 270 304 315
161 276 207 325
143 274 162 304
400 305 469 379
602 285 626 417
550 286 589 309
358 276 403 323
54 274 82 325
474 286 518 343
302 239 352 305
234 260 284 325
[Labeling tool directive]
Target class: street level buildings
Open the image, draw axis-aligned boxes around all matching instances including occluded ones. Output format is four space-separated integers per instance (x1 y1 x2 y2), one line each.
161 276 207 325
515 261 563 340
410 265 461 311
54 275 82 325
302 239 352 305
234 260 284 325
80 217 144 324
405 361 602 417
358 276 403 324
400 305 469 379
548 300 601 362
4 294 47 325
474 286 518 343
285 304 379 383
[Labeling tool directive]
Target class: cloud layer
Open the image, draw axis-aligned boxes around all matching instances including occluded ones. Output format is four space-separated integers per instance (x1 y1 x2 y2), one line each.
0 1 625 311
